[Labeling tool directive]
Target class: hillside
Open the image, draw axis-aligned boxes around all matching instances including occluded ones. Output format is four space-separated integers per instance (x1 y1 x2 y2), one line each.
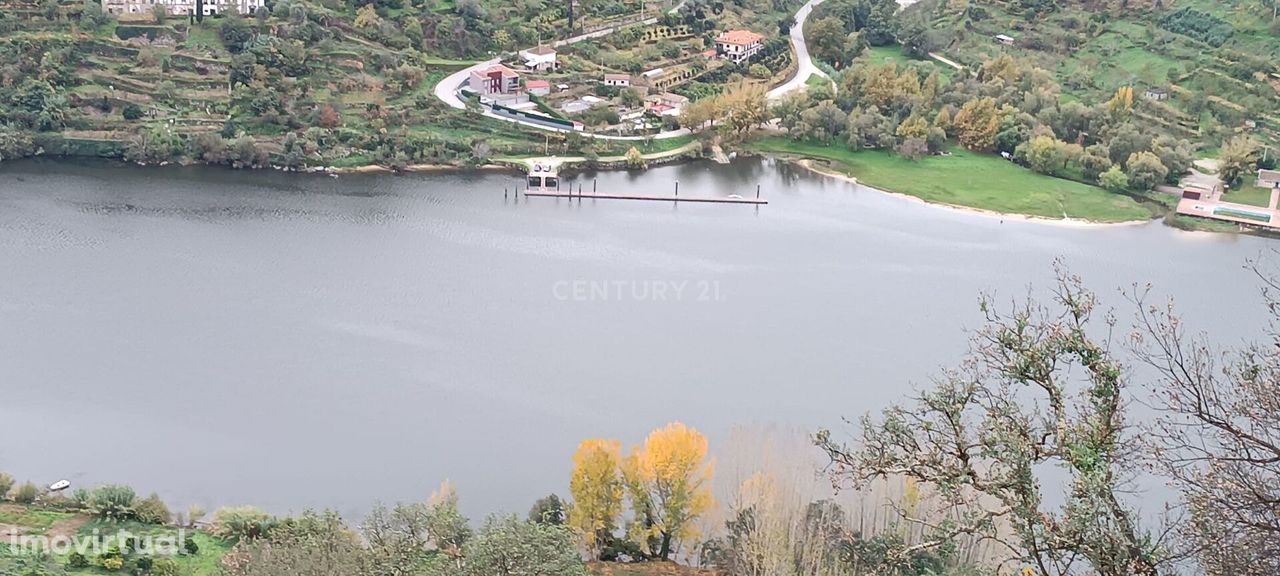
0 0 800 169
901 0 1280 148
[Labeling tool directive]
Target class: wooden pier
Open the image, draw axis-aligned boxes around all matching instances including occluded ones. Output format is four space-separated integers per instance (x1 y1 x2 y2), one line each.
524 190 767 204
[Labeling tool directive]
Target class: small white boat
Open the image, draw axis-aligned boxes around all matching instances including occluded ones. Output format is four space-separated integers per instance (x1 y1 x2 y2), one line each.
728 194 744 199
48 480 70 492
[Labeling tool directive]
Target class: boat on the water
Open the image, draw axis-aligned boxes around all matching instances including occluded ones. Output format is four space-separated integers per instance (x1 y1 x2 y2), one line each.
48 480 70 492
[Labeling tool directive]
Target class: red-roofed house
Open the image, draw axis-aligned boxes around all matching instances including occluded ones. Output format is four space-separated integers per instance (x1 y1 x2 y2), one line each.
715 30 765 64
526 79 551 96
468 64 521 95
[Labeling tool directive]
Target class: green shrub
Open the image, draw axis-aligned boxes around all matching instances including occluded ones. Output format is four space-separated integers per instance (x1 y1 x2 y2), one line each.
134 493 171 525
67 552 89 568
91 485 137 521
150 558 180 576
102 556 124 571
14 482 38 504
134 556 153 572
122 103 144 121
71 488 91 509
183 535 199 555
210 506 276 540
0 473 13 498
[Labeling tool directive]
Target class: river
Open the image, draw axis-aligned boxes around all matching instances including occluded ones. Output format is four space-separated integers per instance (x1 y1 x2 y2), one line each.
0 157 1271 522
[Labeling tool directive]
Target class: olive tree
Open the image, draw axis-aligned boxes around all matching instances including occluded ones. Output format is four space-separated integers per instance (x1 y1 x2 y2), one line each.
817 265 1173 576
1130 260 1280 576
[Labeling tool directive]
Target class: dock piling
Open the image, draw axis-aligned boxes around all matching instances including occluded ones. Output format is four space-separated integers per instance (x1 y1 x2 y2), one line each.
675 180 679 198
756 183 761 199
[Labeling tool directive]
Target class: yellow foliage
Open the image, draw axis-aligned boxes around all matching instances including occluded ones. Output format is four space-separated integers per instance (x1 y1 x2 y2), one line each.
896 115 930 140
622 422 715 558
568 439 625 557
954 97 1000 151
1107 86 1134 117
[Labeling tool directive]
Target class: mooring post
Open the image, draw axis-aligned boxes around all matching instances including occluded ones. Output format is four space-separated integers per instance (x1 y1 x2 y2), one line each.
505 187 508 199
756 183 761 199
675 180 679 198
593 178 597 194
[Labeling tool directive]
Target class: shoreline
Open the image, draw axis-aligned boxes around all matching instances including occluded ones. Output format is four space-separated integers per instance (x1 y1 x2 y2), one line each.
781 156 1157 229
1 154 1248 234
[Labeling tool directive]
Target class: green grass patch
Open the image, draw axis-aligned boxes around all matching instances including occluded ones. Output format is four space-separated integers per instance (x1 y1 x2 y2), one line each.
0 506 73 534
1224 186 1274 207
746 137 1155 222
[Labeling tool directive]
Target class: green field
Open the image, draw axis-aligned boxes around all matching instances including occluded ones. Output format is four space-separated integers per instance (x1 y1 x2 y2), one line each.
1224 186 1275 207
747 137 1156 222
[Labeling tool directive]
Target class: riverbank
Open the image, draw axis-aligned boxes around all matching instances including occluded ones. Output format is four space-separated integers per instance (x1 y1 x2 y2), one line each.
745 137 1159 224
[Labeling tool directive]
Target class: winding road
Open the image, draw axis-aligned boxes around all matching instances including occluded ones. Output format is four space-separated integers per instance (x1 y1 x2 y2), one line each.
433 0 830 138
767 0 831 100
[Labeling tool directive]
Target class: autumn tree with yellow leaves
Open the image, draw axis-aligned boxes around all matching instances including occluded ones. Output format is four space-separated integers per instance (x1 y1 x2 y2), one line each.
567 439 624 560
621 422 715 561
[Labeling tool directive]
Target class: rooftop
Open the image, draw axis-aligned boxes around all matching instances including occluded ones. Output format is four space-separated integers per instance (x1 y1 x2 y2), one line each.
522 45 556 56
604 73 631 81
475 64 519 78
716 29 765 46
526 79 550 88
1260 169 1280 188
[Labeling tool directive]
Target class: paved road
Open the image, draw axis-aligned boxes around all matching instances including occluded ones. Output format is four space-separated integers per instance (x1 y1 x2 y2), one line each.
766 0 831 101
435 0 828 137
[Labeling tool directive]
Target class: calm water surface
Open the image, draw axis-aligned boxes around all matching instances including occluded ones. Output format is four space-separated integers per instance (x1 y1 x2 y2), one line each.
0 158 1270 520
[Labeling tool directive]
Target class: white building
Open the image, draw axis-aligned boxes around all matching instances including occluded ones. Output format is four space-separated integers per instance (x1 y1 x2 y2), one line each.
602 73 631 87
519 45 557 72
102 0 265 16
715 30 765 64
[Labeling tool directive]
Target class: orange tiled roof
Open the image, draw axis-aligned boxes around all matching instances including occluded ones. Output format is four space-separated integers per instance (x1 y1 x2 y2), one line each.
717 30 765 46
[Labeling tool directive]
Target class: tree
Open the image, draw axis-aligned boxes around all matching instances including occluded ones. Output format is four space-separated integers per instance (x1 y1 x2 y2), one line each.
450 516 587 576
1080 144 1113 182
1099 165 1130 192
528 494 565 525
135 493 171 525
91 485 137 521
807 17 849 68
1131 262 1280 576
1219 135 1261 187
364 481 471 573
622 422 715 560
1106 86 1134 119
1107 124 1150 167
1150 136 1193 185
895 137 928 161
568 439 624 559
210 507 276 540
14 482 37 504
0 473 13 498
1026 135 1067 175
219 13 256 53
221 511 367 576
1125 150 1169 191
624 146 646 169
817 266 1168 576
953 97 1000 151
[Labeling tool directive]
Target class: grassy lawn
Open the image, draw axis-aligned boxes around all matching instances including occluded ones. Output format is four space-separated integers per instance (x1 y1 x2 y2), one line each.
804 73 829 87
0 505 73 534
1224 186 1274 208
747 137 1155 222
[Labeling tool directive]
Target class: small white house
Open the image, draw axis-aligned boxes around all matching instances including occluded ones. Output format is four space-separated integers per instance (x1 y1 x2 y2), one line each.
603 73 631 87
526 79 551 96
519 45 557 72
